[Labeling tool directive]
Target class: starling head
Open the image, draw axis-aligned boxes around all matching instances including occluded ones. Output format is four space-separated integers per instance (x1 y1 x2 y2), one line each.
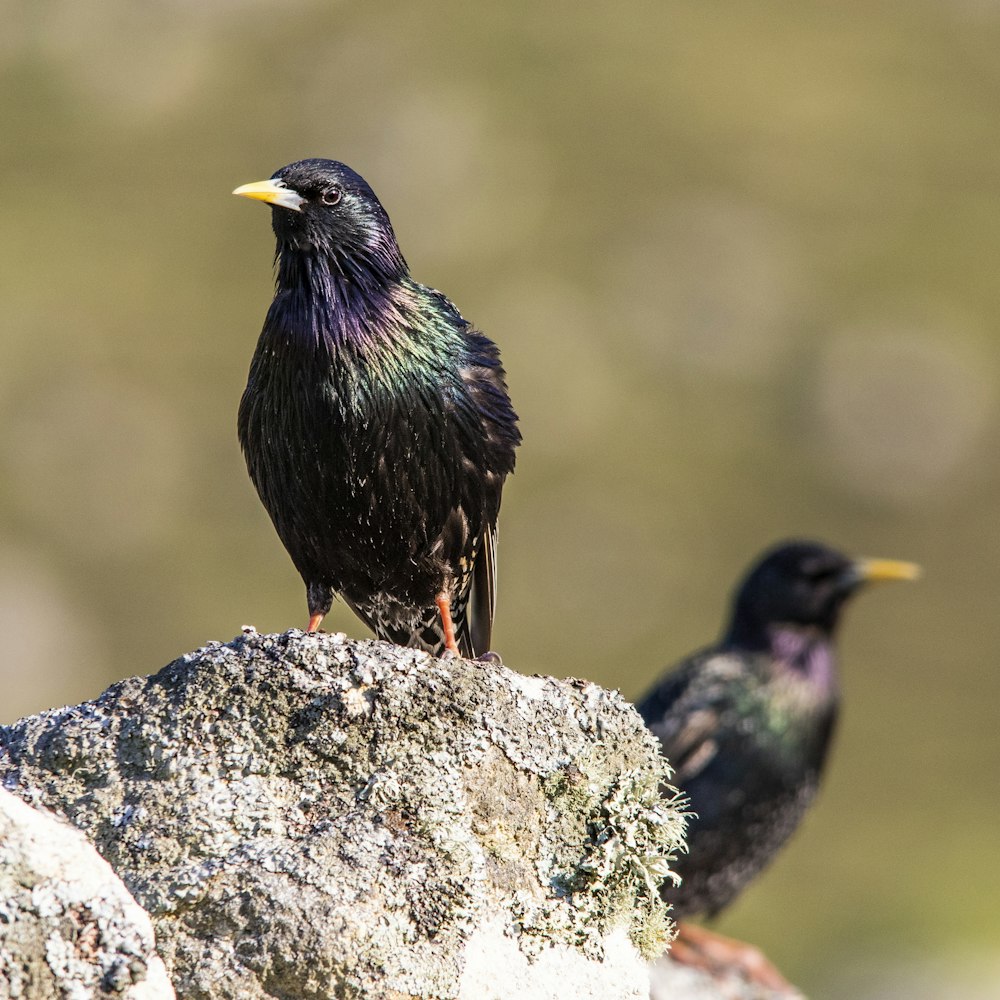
234 158 405 274
727 540 920 645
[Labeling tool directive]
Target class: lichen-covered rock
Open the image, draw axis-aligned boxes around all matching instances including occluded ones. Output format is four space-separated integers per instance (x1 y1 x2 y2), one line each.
0 787 174 1000
0 630 686 999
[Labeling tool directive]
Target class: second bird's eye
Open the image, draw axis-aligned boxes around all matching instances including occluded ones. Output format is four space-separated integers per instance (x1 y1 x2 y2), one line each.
320 187 342 206
806 566 838 583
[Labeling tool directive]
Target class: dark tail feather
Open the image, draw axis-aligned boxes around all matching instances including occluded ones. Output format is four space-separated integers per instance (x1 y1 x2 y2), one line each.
467 525 497 657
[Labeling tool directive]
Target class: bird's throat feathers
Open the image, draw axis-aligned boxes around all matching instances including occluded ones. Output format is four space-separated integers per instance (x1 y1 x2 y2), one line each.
270 244 415 353
766 625 839 698
726 619 838 693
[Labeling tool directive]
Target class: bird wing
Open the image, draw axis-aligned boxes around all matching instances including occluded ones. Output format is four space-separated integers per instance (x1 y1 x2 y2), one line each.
467 522 498 657
638 652 747 786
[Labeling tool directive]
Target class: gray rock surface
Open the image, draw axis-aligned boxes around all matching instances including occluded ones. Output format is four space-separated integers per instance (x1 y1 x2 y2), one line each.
0 786 174 1000
0 629 687 999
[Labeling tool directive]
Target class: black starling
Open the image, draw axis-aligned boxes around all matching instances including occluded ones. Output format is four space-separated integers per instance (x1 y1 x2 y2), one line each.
234 159 520 657
637 540 918 984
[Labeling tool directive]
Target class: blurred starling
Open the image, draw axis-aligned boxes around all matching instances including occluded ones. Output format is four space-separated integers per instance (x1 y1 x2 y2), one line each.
234 159 520 657
637 540 918 984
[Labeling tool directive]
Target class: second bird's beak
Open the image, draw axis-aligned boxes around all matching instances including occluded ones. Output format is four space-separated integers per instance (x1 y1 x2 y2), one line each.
851 558 922 587
233 178 305 213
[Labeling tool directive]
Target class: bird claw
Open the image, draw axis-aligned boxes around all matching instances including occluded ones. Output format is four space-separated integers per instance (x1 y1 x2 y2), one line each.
475 650 504 665
669 923 798 995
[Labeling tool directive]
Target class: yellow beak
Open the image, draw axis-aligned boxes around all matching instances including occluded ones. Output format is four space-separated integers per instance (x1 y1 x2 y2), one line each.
854 558 922 584
232 178 305 213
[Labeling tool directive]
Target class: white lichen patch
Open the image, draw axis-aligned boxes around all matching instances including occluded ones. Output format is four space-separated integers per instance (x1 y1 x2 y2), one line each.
459 918 650 1000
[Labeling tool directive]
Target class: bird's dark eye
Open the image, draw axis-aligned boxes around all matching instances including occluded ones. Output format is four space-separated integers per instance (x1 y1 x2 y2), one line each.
803 562 839 583
320 186 342 206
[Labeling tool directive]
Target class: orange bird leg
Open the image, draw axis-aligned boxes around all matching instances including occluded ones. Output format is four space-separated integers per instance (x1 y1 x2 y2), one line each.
435 592 461 656
669 922 793 993
306 613 324 633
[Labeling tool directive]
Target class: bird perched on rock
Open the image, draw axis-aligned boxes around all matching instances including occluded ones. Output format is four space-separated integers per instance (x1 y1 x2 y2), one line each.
234 159 520 657
637 540 919 987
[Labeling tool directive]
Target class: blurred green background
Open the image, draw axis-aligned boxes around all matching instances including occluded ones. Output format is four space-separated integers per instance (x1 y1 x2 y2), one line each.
3 1 999 995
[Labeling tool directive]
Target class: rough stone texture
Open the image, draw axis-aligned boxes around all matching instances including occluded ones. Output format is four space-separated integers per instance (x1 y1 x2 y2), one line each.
0 786 174 1000
0 630 686 999
649 954 805 1000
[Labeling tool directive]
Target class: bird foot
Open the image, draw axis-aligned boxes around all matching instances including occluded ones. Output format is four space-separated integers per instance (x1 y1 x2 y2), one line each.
475 650 504 665
435 592 461 656
669 922 796 994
